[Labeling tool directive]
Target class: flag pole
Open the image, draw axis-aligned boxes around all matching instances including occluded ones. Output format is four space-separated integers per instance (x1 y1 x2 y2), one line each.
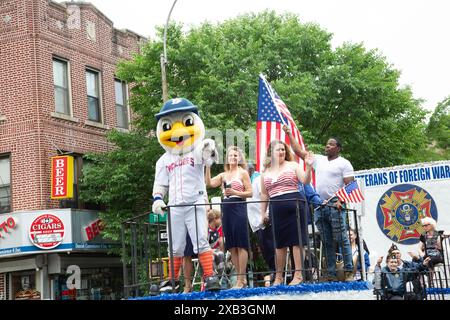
357 179 367 280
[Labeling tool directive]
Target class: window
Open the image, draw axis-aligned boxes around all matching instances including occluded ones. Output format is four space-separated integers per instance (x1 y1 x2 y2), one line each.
86 69 101 122
11 271 38 300
114 80 129 129
54 267 123 300
0 156 11 213
53 58 71 115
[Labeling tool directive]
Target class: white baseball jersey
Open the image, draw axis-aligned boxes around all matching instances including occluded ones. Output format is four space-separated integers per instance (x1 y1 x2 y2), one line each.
313 155 354 200
154 151 207 205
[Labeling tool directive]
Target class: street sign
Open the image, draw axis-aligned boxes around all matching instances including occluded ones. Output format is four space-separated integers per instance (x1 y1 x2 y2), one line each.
159 229 168 243
149 212 167 224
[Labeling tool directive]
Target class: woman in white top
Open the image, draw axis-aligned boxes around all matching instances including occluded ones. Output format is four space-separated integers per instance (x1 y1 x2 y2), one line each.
349 228 370 280
205 146 252 289
260 140 313 286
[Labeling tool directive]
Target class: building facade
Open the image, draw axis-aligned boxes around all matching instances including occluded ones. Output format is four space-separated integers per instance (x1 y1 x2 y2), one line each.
0 0 145 300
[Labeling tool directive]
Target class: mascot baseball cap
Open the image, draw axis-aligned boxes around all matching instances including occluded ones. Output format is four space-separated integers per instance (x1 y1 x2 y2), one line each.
155 98 199 120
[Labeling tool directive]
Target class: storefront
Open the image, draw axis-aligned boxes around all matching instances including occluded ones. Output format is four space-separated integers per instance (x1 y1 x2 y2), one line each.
0 209 122 300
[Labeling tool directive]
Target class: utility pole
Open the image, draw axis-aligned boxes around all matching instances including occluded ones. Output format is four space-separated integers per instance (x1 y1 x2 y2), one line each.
161 0 178 103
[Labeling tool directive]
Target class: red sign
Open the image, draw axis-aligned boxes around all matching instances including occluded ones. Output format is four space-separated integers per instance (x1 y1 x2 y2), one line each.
51 155 74 199
29 214 65 249
0 217 16 239
84 219 104 241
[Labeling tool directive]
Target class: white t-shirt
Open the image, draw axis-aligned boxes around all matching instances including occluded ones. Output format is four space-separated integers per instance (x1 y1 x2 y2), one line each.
153 151 207 205
313 154 354 200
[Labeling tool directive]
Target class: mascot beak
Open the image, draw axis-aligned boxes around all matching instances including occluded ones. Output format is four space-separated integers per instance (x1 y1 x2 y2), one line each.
159 121 201 150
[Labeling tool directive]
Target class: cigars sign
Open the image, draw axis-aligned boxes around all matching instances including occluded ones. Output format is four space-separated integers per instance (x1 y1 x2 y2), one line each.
29 214 65 249
51 155 74 199
0 210 115 257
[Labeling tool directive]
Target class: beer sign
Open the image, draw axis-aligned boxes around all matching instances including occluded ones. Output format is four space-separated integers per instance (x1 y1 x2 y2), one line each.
51 155 74 199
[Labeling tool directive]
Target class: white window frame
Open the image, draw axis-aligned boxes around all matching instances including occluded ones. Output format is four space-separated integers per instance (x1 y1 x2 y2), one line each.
85 68 103 123
114 79 130 129
52 57 73 116
0 155 11 214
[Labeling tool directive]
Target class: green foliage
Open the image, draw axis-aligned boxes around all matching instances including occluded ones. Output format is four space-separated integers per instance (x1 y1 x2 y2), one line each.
425 97 450 158
306 43 429 168
80 129 159 246
116 10 429 170
80 10 437 260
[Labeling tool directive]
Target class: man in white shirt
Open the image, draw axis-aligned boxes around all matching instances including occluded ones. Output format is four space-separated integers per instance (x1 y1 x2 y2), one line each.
284 126 355 282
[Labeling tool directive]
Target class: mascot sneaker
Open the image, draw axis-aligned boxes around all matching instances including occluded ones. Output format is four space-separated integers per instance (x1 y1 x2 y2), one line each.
158 279 180 293
204 276 221 291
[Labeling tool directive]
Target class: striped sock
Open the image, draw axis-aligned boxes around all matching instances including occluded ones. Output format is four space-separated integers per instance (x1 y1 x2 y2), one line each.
168 256 182 280
199 250 214 277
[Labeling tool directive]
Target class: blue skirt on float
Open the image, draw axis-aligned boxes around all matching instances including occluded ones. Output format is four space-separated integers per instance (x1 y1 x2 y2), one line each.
221 197 250 251
269 192 308 249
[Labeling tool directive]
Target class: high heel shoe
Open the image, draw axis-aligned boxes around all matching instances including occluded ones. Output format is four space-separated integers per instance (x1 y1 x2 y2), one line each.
288 276 303 286
183 281 193 293
232 279 243 289
272 277 283 286
232 278 248 289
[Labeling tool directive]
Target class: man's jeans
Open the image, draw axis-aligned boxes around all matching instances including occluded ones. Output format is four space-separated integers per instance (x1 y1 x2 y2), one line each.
314 198 353 276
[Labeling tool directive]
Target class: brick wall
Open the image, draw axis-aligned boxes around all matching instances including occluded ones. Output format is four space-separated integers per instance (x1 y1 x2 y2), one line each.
0 0 145 211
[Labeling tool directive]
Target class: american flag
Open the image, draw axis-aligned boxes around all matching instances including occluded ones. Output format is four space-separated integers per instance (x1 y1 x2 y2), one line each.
256 74 307 173
335 180 365 203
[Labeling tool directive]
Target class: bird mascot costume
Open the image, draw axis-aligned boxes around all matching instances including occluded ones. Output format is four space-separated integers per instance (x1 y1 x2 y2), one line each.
152 98 220 292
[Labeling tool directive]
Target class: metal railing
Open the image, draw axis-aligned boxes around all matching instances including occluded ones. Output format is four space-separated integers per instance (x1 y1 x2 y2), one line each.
374 269 447 300
121 197 369 298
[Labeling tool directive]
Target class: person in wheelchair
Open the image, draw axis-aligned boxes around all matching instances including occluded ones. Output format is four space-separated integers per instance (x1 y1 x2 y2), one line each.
373 254 430 300
388 244 426 300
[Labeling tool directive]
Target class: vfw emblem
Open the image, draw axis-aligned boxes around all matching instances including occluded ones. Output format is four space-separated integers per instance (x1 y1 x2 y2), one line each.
376 184 438 245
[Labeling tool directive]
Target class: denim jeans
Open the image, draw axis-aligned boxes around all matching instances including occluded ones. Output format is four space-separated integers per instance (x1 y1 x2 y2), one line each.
314 198 353 276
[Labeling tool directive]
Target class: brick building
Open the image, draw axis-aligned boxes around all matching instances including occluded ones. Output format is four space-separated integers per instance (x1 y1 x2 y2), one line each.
0 0 145 300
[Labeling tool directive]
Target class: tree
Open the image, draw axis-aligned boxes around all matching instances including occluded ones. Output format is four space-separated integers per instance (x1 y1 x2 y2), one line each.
304 43 429 168
116 11 428 169
423 97 450 159
80 10 431 252
80 130 158 248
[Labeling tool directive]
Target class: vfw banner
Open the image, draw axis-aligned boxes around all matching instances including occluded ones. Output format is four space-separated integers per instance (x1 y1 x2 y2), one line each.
353 160 450 262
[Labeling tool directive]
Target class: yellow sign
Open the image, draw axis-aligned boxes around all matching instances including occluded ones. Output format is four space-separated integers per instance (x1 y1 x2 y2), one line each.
50 155 74 199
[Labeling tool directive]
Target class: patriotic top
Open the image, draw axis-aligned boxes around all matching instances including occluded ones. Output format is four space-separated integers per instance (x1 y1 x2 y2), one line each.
208 225 223 250
223 178 245 199
263 168 299 198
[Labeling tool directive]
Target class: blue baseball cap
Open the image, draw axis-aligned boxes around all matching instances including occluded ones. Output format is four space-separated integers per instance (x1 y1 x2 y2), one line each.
155 98 199 120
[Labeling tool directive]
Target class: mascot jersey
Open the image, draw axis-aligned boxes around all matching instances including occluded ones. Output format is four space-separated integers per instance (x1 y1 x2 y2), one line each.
154 151 206 205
